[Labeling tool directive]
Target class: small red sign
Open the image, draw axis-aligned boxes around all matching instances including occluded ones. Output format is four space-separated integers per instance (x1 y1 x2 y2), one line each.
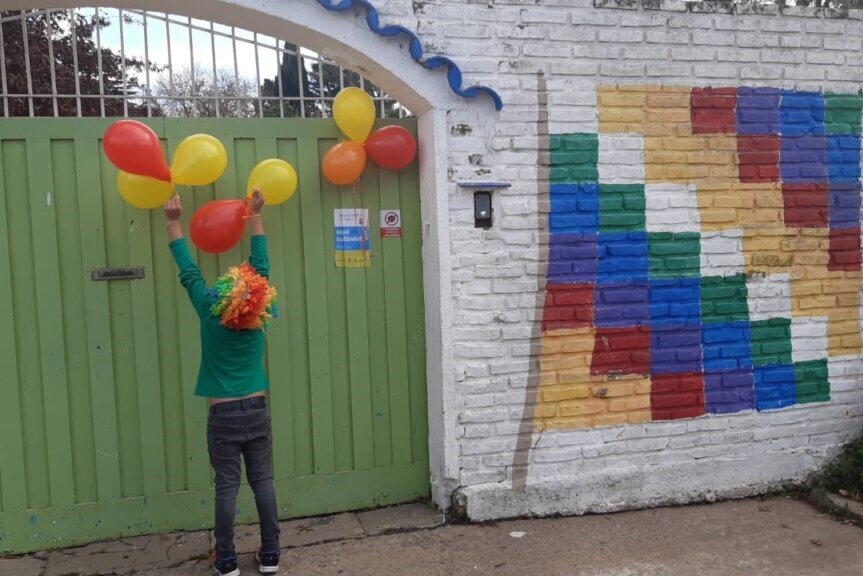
380 210 402 238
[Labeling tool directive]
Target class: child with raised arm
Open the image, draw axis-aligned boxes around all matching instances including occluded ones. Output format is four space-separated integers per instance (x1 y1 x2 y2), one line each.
164 190 280 576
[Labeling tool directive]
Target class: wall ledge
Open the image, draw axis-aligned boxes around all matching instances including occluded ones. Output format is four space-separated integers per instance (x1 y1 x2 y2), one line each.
593 0 863 20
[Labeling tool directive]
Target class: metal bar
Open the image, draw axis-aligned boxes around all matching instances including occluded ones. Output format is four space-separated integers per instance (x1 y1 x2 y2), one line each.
165 12 173 98
232 25 239 118
143 11 151 117
70 8 82 116
119 9 128 116
20 11 34 116
95 7 105 116
211 19 219 117
297 48 305 118
46 10 58 116
254 32 262 117
187 16 196 117
276 41 284 118
0 16 9 117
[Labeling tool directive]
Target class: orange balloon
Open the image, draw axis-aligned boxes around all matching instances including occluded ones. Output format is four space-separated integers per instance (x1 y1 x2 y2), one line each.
322 141 366 186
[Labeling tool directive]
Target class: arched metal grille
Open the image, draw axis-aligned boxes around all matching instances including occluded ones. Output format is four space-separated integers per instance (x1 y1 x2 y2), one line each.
0 8 409 118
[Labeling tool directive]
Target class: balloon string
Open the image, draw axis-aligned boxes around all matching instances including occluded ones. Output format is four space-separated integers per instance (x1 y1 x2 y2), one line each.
351 180 369 263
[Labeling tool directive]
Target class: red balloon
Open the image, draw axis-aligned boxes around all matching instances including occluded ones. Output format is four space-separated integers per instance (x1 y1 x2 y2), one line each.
364 126 417 171
190 200 247 254
103 120 171 181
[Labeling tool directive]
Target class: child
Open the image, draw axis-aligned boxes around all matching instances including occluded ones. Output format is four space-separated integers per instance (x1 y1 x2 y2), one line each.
164 190 280 575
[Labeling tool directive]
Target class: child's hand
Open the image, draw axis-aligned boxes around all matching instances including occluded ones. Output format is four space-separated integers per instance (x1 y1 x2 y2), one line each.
164 195 183 223
250 188 265 216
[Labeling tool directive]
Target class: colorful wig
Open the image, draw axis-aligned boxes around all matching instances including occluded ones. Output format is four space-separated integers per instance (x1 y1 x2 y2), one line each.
208 263 278 331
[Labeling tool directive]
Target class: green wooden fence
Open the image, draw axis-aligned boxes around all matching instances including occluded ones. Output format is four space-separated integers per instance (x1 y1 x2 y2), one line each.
0 117 428 553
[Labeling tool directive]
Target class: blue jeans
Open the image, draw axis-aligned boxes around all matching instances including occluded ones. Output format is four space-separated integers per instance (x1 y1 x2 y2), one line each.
207 396 280 558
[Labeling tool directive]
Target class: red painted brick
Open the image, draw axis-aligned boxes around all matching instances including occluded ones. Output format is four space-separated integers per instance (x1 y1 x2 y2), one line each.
591 326 651 376
782 183 828 228
828 227 862 272
691 87 737 134
651 372 705 421
737 135 780 183
542 283 595 331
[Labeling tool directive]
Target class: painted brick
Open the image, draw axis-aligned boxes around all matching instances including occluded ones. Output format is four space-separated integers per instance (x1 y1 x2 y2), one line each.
645 183 700 233
781 183 829 228
699 231 744 276
737 135 780 183
594 281 650 328
825 93 863 134
702 321 753 372
597 231 649 282
794 359 830 403
650 372 706 421
828 181 862 228
650 324 703 375
700 274 749 323
754 364 797 411
779 91 825 136
649 278 701 327
591 326 651 376
736 87 781 135
705 369 755 414
598 134 645 184
826 135 862 183
746 273 792 321
542 283 595 331
791 317 828 362
750 318 793 366
691 87 737 134
600 184 646 231
550 183 600 234
648 232 701 278
551 133 599 182
779 136 827 183
828 227 862 272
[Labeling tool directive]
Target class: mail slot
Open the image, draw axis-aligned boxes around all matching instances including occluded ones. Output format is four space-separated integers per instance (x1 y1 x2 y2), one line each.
90 267 145 281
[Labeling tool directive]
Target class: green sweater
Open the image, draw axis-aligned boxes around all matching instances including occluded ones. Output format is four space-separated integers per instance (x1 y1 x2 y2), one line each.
169 236 269 398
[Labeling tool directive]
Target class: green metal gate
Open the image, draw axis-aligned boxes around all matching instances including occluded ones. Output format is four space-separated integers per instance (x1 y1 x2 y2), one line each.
0 118 428 553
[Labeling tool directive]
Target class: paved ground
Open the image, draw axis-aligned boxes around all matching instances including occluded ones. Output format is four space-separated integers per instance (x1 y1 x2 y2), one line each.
2 497 861 576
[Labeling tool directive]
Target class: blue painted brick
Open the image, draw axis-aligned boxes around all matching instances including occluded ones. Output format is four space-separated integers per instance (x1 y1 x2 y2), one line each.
650 324 703 375
779 91 825 137
594 281 650 327
737 87 780 135
550 183 600 234
780 136 827 183
597 232 649 282
702 321 752 371
826 135 862 183
705 369 755 414
829 181 862 228
549 233 598 284
648 278 701 327
754 364 797 411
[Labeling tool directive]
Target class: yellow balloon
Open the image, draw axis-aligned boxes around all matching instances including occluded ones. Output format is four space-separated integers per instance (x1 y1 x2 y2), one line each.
333 87 376 142
247 159 298 206
171 134 228 186
117 171 174 209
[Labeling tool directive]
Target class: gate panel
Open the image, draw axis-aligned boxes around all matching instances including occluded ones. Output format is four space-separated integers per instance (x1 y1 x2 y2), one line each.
0 117 428 553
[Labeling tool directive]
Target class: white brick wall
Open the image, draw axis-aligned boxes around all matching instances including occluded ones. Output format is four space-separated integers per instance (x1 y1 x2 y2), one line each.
400 0 863 519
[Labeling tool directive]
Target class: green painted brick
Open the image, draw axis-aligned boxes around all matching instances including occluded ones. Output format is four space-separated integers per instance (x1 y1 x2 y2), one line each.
600 184 645 232
750 318 792 366
794 359 830 403
551 133 598 183
649 232 700 278
825 93 862 135
700 274 749 323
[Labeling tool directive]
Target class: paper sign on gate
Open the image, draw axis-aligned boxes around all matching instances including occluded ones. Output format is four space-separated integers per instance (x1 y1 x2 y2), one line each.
380 209 402 238
334 208 370 268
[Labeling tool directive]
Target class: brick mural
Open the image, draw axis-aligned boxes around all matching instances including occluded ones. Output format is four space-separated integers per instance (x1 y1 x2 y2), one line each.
538 85 862 430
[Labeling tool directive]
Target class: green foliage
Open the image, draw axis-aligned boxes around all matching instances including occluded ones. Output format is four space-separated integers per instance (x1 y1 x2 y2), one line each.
816 434 863 498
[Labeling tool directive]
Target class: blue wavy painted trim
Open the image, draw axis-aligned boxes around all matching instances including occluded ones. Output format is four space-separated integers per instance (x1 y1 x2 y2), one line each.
316 0 503 110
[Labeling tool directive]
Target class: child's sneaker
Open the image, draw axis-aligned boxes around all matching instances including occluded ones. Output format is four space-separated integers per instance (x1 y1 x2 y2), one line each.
256 549 280 574
213 553 240 576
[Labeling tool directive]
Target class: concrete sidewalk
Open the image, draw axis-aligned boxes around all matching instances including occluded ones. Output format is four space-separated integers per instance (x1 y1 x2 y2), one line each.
2 497 862 576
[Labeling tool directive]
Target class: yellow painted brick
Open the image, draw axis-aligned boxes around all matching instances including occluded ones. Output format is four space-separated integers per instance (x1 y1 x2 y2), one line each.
795 294 837 312
713 194 753 209
590 382 635 398
598 90 647 108
836 294 860 308
534 405 558 419
646 92 691 108
792 253 829 267
828 318 860 336
626 410 652 425
608 396 651 413
634 379 651 395
558 400 606 417
591 414 630 428
781 237 823 252
539 385 591 403
648 151 688 165
645 136 705 152
544 417 593 431
600 108 645 124
646 108 691 125
559 369 598 385
666 164 711 181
